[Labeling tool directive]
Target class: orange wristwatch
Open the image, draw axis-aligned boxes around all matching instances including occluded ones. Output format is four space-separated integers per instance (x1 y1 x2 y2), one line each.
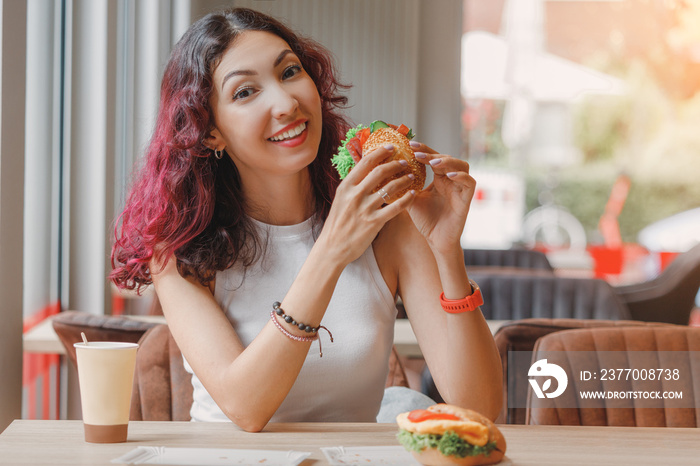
439 280 483 313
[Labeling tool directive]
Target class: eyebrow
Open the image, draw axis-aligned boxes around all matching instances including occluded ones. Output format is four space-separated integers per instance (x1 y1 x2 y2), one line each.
221 49 295 91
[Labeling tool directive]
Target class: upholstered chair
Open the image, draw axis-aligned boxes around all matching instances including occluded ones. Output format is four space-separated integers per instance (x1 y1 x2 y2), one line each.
468 273 632 321
130 324 193 421
526 325 700 427
493 318 670 424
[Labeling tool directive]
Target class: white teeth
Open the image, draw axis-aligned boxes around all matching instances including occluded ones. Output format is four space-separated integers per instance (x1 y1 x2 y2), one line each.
270 122 306 141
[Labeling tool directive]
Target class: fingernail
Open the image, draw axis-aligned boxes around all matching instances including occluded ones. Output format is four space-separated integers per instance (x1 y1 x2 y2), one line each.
398 159 408 167
415 152 427 159
384 144 394 151
408 173 415 180
447 172 458 178
429 158 442 166
409 141 421 148
410 190 416 195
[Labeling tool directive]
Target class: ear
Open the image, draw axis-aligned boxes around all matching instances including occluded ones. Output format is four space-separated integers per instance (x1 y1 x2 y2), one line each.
204 127 225 151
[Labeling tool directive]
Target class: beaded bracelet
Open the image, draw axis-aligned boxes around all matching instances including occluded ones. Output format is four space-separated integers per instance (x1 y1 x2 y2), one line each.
273 301 321 333
270 303 333 357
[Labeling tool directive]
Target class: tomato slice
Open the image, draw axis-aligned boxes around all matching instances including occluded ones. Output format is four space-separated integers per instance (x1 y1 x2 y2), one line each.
357 128 371 146
396 124 410 137
408 409 461 422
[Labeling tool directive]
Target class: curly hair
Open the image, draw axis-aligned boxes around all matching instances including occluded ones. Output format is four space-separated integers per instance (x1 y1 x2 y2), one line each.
110 7 350 293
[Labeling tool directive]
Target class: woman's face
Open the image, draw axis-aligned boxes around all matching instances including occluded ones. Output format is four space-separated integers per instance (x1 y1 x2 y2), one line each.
208 30 323 181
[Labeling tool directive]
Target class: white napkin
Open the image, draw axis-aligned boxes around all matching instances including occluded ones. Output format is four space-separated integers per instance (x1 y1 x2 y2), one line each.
321 446 512 465
111 446 310 465
321 446 421 465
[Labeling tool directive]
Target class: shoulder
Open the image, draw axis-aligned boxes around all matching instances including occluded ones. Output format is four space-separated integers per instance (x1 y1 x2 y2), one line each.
151 253 216 295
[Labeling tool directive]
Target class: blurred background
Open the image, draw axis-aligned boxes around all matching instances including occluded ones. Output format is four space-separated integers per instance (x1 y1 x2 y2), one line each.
461 0 700 277
2 0 699 428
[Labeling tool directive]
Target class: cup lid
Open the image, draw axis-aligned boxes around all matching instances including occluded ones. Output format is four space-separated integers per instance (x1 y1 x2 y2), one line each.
73 341 139 349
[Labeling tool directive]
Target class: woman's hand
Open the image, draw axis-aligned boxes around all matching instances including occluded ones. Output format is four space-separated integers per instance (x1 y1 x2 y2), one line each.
318 144 415 266
406 141 476 254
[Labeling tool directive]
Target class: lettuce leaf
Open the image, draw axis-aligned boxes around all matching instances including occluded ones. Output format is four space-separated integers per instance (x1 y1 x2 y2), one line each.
331 124 364 180
397 429 498 459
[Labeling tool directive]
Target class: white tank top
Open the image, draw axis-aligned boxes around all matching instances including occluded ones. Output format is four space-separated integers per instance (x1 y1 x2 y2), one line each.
184 215 398 422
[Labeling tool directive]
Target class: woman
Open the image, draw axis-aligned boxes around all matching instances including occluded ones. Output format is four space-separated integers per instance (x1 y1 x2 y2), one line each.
111 7 501 432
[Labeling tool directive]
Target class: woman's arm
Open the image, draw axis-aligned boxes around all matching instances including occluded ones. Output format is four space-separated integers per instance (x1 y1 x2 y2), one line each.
375 138 503 420
153 241 343 432
154 144 416 432
379 213 502 420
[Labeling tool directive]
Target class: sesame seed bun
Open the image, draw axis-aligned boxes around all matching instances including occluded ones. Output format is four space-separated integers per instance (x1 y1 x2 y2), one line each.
362 127 426 203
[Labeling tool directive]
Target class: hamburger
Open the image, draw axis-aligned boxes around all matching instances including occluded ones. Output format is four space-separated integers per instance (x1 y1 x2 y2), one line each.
332 120 426 203
396 404 506 465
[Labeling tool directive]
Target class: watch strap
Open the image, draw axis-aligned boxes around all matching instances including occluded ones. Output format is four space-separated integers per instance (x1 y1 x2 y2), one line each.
440 279 484 313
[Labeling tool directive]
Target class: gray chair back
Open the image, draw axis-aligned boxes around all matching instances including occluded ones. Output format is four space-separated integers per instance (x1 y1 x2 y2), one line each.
464 248 554 271
615 243 700 325
470 273 632 321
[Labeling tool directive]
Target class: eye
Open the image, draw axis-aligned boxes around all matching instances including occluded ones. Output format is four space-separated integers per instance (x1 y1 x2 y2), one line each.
282 64 302 80
233 86 255 101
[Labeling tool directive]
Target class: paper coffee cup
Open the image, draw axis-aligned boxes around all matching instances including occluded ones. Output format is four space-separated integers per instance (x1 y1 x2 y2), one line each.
74 341 138 443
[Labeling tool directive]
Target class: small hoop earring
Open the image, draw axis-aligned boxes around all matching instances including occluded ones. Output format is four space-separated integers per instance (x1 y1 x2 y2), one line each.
214 148 223 159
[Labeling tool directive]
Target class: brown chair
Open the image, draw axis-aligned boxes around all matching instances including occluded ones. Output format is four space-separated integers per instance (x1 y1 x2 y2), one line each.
615 243 700 325
526 325 700 427
493 318 670 424
52 311 158 368
130 324 193 421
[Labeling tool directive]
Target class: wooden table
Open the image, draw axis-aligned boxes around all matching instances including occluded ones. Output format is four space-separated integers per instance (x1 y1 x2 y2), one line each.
0 420 697 465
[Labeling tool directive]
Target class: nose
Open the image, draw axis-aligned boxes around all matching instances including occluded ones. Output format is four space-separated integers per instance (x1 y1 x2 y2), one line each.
270 84 299 120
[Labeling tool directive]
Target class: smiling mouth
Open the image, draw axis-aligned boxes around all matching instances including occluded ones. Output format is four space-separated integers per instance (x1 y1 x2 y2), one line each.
268 122 307 142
